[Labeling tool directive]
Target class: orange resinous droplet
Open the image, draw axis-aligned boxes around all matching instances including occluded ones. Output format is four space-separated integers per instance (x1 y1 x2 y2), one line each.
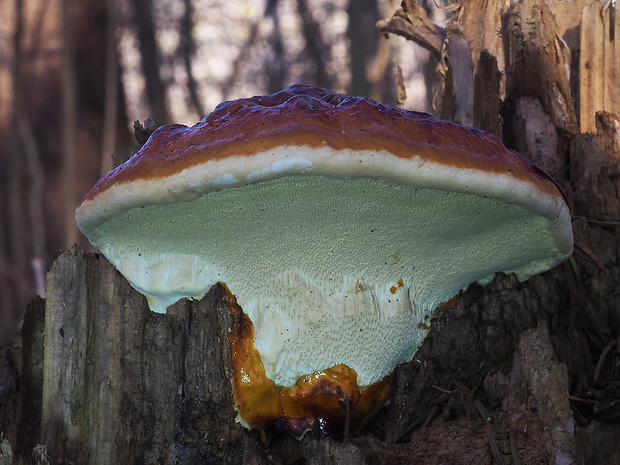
225 288 393 434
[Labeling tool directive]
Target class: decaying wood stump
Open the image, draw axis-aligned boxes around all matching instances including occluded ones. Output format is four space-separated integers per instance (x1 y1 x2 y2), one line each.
8 238 615 464
40 249 246 464
6 249 583 464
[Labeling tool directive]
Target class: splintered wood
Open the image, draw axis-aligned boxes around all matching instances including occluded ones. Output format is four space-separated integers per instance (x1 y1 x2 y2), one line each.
503 0 577 135
40 248 241 465
376 0 446 60
579 2 620 133
383 0 619 136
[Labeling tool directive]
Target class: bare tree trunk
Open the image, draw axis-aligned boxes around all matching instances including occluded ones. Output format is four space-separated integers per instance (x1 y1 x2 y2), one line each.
39 249 243 464
0 0 132 348
60 0 78 249
265 2 286 95
347 0 393 102
13 297 45 460
181 0 205 119
100 0 121 176
5 0 30 329
347 0 370 97
578 3 620 133
297 0 331 88
131 0 172 125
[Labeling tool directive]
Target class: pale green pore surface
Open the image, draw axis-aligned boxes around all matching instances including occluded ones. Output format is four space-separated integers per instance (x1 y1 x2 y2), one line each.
92 175 560 387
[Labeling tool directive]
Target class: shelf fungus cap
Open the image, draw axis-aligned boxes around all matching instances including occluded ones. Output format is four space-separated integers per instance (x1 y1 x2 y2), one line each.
75 84 573 427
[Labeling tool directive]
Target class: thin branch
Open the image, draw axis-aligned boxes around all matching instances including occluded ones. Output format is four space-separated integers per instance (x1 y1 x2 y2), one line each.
377 0 446 61
486 423 507 465
24 0 52 62
61 0 78 248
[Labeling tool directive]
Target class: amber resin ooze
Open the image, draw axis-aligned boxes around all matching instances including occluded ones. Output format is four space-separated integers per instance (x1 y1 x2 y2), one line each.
74 85 574 433
227 289 392 434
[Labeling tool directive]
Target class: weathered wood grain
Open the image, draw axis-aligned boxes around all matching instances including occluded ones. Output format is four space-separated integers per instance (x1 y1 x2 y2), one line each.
40 248 242 464
579 3 620 133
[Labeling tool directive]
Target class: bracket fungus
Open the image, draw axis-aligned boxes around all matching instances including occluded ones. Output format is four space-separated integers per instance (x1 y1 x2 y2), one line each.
75 84 573 434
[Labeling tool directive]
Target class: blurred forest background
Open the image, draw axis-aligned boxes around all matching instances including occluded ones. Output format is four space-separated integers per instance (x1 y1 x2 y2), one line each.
0 0 445 347
1 0 619 460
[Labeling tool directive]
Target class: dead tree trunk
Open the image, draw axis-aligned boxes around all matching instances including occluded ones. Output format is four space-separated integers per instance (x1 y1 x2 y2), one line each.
39 248 247 464
6 250 585 464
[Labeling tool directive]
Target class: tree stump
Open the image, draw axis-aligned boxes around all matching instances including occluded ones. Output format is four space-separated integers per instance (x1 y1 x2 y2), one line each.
41 248 243 464
8 248 586 464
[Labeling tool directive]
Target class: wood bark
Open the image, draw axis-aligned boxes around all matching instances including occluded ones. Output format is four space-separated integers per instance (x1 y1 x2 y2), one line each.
39 248 243 464
131 0 172 126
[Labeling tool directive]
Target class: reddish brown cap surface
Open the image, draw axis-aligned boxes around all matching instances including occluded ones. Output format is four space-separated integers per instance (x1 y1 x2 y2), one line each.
80 84 561 205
